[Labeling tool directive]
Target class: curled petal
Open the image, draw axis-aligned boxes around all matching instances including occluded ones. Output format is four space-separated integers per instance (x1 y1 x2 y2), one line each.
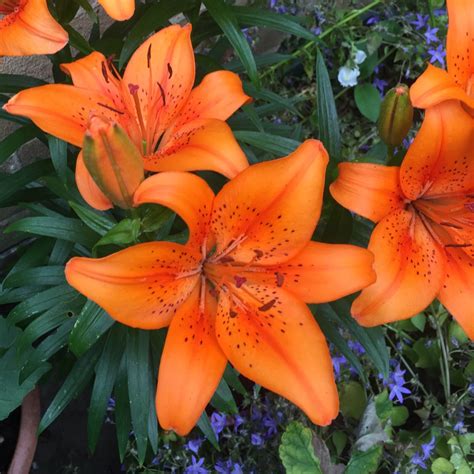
133 172 215 250
400 101 474 200
3 85 124 147
144 118 248 178
75 152 112 211
352 210 446 326
330 163 405 222
216 285 338 426
0 0 68 56
98 0 135 21
212 139 328 265
157 283 227 435
65 242 201 329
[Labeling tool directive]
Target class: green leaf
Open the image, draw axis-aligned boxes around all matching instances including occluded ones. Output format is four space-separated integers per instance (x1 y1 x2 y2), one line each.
119 1 194 67
203 0 259 86
234 131 299 156
126 330 150 464
93 218 140 252
345 445 383 474
4 238 53 277
3 265 66 288
49 239 75 266
69 300 115 357
223 365 246 395
197 411 220 450
279 421 322 474
0 125 40 165
316 49 341 161
232 6 315 40
69 201 116 236
88 325 125 453
354 84 381 122
7 285 80 324
48 136 68 184
115 357 132 462
5 216 98 248
211 378 238 414
38 343 102 433
0 74 46 93
431 458 455 474
0 316 21 350
64 25 94 54
340 381 367 420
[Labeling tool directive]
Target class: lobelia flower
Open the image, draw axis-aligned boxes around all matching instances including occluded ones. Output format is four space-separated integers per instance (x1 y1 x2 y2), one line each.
0 0 68 56
185 456 208 474
65 140 376 435
410 0 474 111
424 26 440 45
428 44 446 68
330 99 474 338
3 24 250 210
98 0 135 21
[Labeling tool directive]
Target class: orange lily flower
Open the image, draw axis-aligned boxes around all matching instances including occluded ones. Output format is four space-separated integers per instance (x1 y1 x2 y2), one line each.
410 0 474 111
330 100 474 339
98 0 134 21
0 0 68 56
65 140 375 435
3 24 250 210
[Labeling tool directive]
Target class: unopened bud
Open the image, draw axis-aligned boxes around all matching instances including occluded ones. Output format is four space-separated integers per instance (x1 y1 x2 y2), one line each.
378 84 414 147
83 117 144 209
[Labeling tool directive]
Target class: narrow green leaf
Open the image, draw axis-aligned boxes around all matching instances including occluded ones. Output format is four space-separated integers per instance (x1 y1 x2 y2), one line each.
38 343 102 434
211 378 238 414
88 326 125 453
316 49 341 161
69 201 116 236
244 82 299 115
0 287 41 305
64 25 94 54
3 266 65 288
4 238 53 278
0 74 46 93
0 125 40 165
197 411 220 450
226 52 292 74
354 83 381 122
126 330 150 465
5 216 98 248
234 131 299 156
69 300 115 357
232 6 315 40
7 285 81 324
204 0 259 85
223 365 246 395
115 357 132 462
48 136 68 184
93 218 140 252
48 240 75 266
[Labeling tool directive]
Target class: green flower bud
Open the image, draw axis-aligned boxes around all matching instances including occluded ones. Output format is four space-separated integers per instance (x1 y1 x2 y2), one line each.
378 84 414 147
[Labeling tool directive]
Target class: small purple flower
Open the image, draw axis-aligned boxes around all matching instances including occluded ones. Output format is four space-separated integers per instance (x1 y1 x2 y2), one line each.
233 414 245 432
428 44 446 68
211 412 227 438
215 460 243 474
151 456 159 466
185 456 208 474
251 407 262 422
107 397 116 410
373 77 389 95
411 452 428 469
262 414 278 437
185 438 204 455
348 340 366 356
424 26 439 44
454 421 465 433
388 365 411 404
332 355 347 379
311 26 322 36
251 433 264 447
411 14 429 30
434 8 447 17
366 15 380 26
421 437 436 458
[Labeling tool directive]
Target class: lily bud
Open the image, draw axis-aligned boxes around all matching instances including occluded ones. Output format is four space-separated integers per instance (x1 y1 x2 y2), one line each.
378 84 414 147
83 117 144 209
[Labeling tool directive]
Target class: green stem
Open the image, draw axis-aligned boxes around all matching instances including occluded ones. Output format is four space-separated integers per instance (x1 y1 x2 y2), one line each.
433 313 451 403
260 0 383 79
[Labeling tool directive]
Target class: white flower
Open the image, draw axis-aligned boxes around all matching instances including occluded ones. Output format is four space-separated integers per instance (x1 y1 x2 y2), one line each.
353 49 367 65
337 66 360 87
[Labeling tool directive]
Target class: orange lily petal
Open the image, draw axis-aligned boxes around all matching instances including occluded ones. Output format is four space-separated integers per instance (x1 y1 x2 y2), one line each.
439 246 474 339
351 209 446 326
144 118 249 179
330 163 405 223
211 139 328 265
98 0 135 21
75 151 112 211
123 24 195 130
156 283 227 435
410 64 474 110
446 0 474 91
133 171 215 250
0 0 68 56
65 242 201 329
3 85 124 147
216 284 338 426
171 70 251 130
60 52 124 108
400 101 474 200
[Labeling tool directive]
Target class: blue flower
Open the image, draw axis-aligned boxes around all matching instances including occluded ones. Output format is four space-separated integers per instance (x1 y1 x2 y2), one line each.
411 452 428 469
262 414 278 437
348 340 366 356
424 26 439 44
251 433 264 447
150 456 159 466
388 365 411 404
454 421 465 433
366 15 380 26
185 438 204 455
373 77 389 95
411 14 429 30
185 456 208 474
332 355 347 379
210 412 227 438
215 459 243 474
233 414 246 432
411 437 436 469
107 397 116 410
428 44 446 68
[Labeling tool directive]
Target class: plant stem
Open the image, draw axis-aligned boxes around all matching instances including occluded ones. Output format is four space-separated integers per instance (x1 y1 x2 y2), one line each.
432 313 451 403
